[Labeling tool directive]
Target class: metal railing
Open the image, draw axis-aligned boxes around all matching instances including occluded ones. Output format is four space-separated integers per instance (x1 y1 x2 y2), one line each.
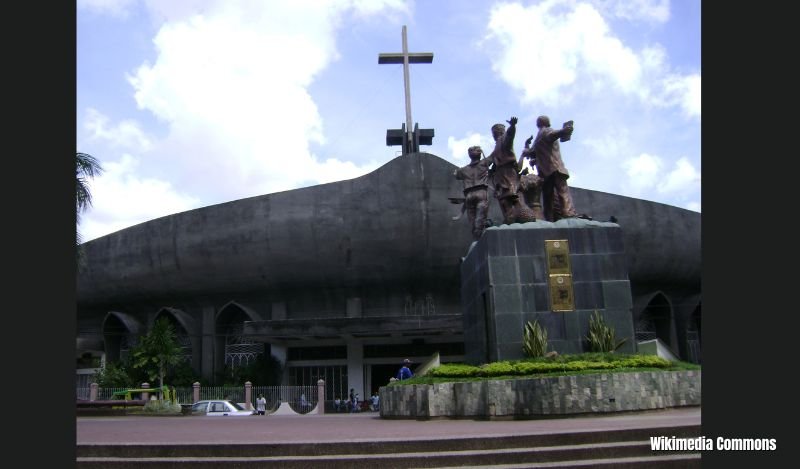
252 385 318 414
78 384 322 414
76 387 90 400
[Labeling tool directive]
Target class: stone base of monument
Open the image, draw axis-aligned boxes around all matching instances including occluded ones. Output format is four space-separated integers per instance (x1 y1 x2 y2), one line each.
379 370 700 419
460 218 636 364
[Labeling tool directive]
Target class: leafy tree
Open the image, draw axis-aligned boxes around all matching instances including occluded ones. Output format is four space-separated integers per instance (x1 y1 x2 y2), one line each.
132 317 185 397
167 359 203 387
92 362 135 388
76 152 102 267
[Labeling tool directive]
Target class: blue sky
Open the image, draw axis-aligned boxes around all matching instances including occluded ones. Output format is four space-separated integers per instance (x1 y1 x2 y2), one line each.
77 0 700 242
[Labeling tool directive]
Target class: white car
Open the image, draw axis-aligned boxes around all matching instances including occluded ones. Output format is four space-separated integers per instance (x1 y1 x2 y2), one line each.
190 399 256 416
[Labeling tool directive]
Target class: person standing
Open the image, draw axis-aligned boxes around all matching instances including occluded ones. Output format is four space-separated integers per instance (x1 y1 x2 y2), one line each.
397 359 414 380
488 117 520 224
487 117 537 224
348 388 359 413
454 145 492 240
517 135 547 220
530 116 580 221
255 394 267 416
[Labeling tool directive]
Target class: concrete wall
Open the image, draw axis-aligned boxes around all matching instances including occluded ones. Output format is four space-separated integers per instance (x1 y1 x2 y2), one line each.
77 153 699 307
379 370 700 419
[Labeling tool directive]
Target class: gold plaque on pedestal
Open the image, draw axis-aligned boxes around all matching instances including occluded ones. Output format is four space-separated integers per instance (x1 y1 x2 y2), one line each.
545 239 571 275
549 274 575 312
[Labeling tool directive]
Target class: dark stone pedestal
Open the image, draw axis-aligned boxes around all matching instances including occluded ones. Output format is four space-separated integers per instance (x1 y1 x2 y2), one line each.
460 218 636 365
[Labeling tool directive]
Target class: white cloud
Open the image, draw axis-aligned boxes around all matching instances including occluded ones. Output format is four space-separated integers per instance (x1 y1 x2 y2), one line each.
622 153 662 193
123 0 408 201
83 108 154 152
313 157 382 185
78 0 138 19
350 0 413 18
447 133 494 165
141 0 219 24
82 154 201 241
620 153 700 200
661 73 701 118
483 0 697 118
686 201 701 212
595 0 670 23
141 0 411 25
581 130 632 161
658 157 700 194
483 1 641 107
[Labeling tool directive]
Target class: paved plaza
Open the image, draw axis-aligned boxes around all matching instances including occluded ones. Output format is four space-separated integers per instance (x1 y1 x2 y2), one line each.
77 406 700 445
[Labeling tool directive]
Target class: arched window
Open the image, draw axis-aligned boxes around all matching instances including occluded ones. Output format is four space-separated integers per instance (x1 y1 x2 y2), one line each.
217 303 263 368
154 310 193 363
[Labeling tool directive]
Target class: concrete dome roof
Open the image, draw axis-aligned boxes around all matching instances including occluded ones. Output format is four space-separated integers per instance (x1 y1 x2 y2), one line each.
77 153 699 306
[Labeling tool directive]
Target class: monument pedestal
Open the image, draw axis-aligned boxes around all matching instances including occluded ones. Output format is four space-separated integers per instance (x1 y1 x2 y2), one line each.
460 219 636 365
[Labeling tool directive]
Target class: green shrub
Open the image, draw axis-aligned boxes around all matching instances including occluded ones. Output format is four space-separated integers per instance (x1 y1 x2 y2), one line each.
522 320 548 358
92 362 135 388
430 363 479 377
478 362 515 377
561 360 617 371
617 355 671 368
512 361 557 374
586 310 627 353
423 353 689 380
142 399 181 414
411 352 697 385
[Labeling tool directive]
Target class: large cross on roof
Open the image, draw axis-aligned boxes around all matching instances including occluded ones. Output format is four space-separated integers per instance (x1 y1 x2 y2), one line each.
378 25 434 155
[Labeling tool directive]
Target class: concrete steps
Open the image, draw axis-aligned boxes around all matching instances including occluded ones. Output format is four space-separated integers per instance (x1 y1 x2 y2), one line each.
77 424 701 468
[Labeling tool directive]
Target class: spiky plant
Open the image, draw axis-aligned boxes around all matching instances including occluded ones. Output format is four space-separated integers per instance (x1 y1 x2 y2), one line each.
586 310 627 353
523 319 548 358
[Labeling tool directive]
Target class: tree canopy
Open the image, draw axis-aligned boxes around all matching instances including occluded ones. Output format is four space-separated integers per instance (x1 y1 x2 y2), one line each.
76 152 103 266
132 317 186 397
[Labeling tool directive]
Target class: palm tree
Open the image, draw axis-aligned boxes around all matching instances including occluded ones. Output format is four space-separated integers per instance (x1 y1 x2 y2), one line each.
132 317 185 398
76 152 102 266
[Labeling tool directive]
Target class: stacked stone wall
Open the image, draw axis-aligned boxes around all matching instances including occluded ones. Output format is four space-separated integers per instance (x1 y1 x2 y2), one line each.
380 370 700 419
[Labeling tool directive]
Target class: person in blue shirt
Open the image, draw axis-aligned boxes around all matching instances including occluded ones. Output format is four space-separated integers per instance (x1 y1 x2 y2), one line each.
397 359 414 380
349 388 361 412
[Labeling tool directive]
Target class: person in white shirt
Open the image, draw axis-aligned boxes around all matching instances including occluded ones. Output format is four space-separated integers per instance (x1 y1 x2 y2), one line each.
256 394 267 415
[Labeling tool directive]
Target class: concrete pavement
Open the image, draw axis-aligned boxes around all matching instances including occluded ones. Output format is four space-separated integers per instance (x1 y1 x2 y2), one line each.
77 406 700 445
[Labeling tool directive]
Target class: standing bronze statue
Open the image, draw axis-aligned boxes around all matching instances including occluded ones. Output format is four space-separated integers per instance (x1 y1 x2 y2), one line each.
453 146 491 241
488 117 536 224
528 116 587 221
517 135 545 220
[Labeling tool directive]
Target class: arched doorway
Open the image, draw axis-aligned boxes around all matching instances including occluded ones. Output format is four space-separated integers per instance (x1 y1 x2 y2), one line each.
102 312 143 364
634 292 674 347
154 308 193 364
216 302 264 368
214 302 266 384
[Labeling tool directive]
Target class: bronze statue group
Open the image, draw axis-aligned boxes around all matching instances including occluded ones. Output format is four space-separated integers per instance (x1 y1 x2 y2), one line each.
453 115 590 241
